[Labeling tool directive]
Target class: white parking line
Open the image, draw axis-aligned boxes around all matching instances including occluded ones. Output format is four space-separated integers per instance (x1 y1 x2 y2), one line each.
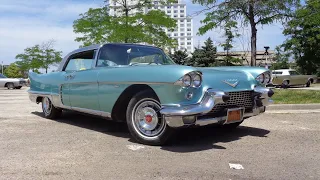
126 145 145 151
229 163 244 170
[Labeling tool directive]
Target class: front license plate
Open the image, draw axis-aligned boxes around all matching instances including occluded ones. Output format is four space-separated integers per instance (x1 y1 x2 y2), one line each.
226 109 243 123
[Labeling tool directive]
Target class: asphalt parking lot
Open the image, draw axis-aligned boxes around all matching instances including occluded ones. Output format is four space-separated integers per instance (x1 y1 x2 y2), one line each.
1 88 319 180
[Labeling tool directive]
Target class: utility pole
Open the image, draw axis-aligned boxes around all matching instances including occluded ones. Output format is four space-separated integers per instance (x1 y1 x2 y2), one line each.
264 46 270 69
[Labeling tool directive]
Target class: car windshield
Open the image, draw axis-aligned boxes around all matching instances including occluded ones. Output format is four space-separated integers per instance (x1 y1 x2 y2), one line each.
96 44 175 67
0 73 7 78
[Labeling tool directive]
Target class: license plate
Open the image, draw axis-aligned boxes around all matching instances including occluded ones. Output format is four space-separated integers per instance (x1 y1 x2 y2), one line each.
226 109 243 123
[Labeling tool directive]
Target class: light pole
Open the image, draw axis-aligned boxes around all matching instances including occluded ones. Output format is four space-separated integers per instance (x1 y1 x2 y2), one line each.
264 46 270 69
1 61 3 74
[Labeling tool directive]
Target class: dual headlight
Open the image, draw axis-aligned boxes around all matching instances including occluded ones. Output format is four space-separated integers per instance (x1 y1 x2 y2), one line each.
256 72 272 84
175 71 202 88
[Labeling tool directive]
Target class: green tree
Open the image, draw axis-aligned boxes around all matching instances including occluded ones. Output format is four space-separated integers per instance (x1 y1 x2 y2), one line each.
270 46 290 70
73 1 177 49
16 45 43 72
190 37 217 67
220 21 241 65
282 0 320 75
4 63 23 78
169 50 189 65
15 40 62 73
192 0 300 66
40 40 63 73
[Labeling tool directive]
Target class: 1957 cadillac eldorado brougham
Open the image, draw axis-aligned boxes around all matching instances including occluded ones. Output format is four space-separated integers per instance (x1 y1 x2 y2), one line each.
28 43 274 145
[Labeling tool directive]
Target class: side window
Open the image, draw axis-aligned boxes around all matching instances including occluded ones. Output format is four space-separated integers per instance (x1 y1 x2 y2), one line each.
64 50 95 71
130 54 164 65
289 71 298 75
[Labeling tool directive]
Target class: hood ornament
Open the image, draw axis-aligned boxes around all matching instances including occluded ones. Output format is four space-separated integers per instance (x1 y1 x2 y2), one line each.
222 79 239 88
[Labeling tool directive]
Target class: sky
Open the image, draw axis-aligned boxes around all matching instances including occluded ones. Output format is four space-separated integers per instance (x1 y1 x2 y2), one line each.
0 0 287 66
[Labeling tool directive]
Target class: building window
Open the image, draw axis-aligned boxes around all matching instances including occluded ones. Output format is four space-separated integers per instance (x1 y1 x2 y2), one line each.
187 28 191 31
180 28 184 31
187 38 191 40
180 24 184 27
187 33 191 36
180 10 184 13
174 15 177 18
174 33 178 36
187 42 191 45
180 5 184 8
181 42 185 45
187 19 191 22
174 10 178 13
187 23 191 27
187 46 191 49
167 10 171 13
180 15 184 17
180 20 184 22
180 33 185 36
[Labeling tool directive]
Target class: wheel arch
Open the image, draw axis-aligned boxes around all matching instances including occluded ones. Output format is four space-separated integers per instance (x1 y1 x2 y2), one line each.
4 82 14 87
111 84 160 122
308 78 314 83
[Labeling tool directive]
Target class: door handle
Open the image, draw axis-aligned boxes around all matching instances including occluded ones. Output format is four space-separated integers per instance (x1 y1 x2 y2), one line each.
65 74 75 80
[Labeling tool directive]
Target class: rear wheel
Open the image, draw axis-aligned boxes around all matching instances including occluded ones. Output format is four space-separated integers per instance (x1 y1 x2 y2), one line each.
42 97 62 119
281 80 289 89
7 83 14 89
126 90 173 145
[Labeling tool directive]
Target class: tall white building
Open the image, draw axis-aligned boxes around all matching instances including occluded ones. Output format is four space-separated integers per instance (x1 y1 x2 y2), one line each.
108 0 194 54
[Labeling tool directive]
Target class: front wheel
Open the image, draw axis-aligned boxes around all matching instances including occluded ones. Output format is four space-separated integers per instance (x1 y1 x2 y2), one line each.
42 97 62 119
306 80 311 87
126 90 173 145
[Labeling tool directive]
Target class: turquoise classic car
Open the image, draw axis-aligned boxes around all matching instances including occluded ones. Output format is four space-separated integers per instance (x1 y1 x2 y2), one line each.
28 43 274 145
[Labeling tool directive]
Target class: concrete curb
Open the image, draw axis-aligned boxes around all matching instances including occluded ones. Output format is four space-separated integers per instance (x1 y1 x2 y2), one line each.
267 104 320 111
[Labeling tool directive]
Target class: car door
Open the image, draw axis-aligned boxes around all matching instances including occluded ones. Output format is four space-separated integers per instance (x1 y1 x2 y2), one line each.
289 70 303 85
63 50 100 112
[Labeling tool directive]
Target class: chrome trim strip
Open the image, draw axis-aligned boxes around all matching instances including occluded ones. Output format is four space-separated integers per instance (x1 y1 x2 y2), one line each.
28 90 111 118
71 107 111 118
99 81 173 85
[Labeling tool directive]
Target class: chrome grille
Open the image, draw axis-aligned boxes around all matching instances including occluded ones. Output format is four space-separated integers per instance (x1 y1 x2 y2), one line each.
209 91 254 114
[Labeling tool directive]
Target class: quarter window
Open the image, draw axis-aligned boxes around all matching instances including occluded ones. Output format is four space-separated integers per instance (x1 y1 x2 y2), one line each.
64 50 95 71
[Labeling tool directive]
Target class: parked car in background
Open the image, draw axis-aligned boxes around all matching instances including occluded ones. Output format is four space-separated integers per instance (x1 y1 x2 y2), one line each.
271 69 318 88
0 73 26 89
28 43 274 145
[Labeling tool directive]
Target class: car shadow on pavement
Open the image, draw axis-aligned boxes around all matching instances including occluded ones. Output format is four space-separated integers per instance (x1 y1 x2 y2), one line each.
32 111 270 152
31 111 131 139
160 125 270 153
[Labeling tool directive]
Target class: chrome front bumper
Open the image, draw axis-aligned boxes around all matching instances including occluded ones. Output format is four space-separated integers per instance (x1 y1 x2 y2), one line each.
160 87 274 128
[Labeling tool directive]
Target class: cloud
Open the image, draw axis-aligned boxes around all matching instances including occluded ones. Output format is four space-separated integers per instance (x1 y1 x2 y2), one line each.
0 0 102 65
0 0 286 67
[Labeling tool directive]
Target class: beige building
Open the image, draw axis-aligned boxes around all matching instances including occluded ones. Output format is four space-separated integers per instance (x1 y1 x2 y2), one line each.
217 50 275 67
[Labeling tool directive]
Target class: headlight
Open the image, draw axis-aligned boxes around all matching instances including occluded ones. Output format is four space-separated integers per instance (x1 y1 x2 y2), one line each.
256 73 265 83
192 74 202 87
174 71 202 88
264 73 271 83
182 74 191 87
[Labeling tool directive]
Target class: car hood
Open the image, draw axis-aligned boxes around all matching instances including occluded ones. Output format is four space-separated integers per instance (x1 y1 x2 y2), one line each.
197 67 258 92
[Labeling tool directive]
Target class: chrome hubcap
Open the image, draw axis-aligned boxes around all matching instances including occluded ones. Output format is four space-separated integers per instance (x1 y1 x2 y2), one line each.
132 99 165 137
43 97 52 115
